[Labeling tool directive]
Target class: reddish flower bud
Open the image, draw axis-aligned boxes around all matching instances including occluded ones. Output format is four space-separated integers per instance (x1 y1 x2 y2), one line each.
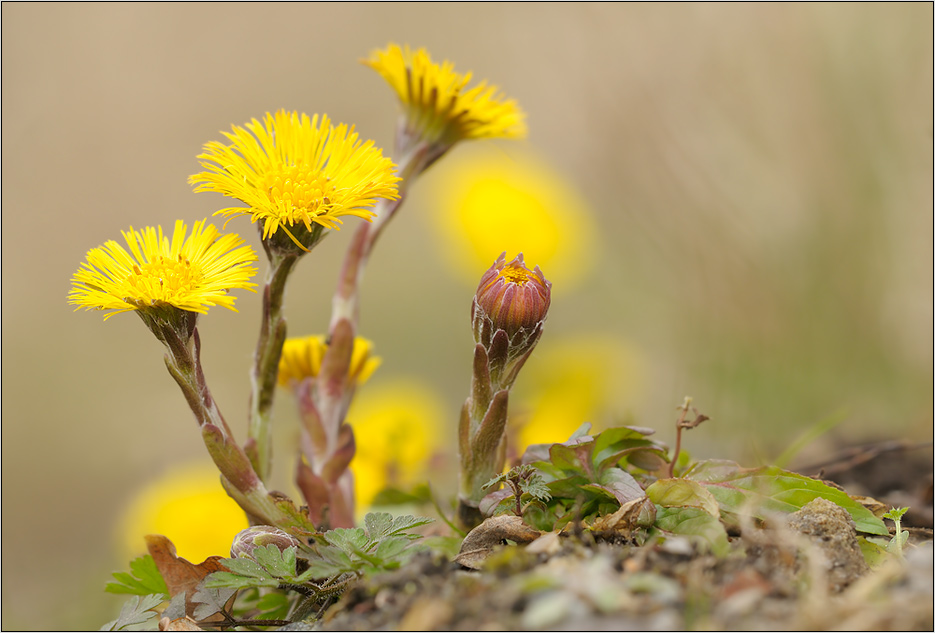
473 253 551 338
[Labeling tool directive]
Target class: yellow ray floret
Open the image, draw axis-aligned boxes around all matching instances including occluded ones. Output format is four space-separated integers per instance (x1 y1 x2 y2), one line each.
278 335 381 387
190 111 400 245
364 44 527 144
69 219 257 318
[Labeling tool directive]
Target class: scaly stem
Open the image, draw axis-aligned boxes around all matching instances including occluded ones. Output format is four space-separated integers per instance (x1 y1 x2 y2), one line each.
163 325 312 532
248 250 301 482
329 141 430 330
301 139 435 525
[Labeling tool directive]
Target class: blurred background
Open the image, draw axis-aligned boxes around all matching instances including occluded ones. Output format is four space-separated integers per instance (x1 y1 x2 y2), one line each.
2 3 931 629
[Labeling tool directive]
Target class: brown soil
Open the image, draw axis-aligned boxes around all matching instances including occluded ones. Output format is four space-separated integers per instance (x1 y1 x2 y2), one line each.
300 443 934 631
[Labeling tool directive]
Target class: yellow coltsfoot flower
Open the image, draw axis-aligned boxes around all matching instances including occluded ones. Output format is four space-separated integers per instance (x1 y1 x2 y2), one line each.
69 219 257 319
277 334 381 388
364 44 527 155
190 110 400 251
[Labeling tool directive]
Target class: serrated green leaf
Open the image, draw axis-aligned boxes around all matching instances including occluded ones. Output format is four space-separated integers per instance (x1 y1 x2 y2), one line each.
318 545 355 568
325 527 369 553
882 506 909 521
387 514 433 538
646 479 720 517
304 558 348 578
364 512 394 540
219 557 274 579
653 506 731 557
204 571 279 589
100 594 164 631
374 536 410 561
253 544 296 578
684 460 889 535
105 555 169 597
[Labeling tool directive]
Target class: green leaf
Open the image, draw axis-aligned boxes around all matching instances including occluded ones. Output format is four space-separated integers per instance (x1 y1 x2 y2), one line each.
253 544 296 578
204 571 278 589
882 506 909 521
653 506 731 558
374 536 409 562
859 536 890 568
887 530 909 555
304 558 348 579
100 594 163 631
386 514 434 539
105 555 169 598
318 545 355 569
218 557 275 579
594 468 645 504
549 441 593 476
684 460 889 536
646 479 720 517
254 591 292 620
324 527 369 552
364 512 395 541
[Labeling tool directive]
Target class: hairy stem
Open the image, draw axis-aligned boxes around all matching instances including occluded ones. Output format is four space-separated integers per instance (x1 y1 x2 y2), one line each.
248 251 301 482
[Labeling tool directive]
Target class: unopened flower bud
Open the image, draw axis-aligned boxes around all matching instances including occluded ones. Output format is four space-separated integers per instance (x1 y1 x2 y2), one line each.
471 252 551 393
473 252 551 346
474 253 550 336
230 525 302 559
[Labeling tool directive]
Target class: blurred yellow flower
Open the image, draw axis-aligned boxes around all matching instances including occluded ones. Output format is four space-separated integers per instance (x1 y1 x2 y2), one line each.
428 146 597 289
347 379 446 510
190 110 399 248
117 461 248 562
277 335 381 388
69 219 257 319
364 44 526 146
511 335 644 453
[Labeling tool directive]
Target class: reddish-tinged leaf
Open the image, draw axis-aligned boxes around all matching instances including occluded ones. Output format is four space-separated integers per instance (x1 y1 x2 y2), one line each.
145 535 231 621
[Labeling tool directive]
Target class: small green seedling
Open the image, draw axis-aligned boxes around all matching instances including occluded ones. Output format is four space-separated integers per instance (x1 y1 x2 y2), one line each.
882 506 910 557
483 464 551 518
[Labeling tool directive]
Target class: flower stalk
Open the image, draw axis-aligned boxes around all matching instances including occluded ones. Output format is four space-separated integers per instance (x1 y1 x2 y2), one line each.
457 254 551 528
152 314 313 534
245 246 302 482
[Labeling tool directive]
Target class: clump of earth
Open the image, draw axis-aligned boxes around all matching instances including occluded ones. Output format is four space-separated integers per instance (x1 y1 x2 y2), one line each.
297 443 933 631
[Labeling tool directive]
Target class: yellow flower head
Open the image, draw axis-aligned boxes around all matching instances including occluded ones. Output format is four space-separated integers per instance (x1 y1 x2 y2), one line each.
190 110 400 248
364 44 527 146
69 219 257 319
348 379 445 510
277 335 381 388
117 461 249 562
429 146 597 289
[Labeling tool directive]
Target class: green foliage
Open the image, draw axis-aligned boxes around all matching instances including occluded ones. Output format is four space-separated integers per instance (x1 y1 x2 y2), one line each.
206 544 312 590
100 594 163 631
305 512 434 578
481 464 551 518
487 420 890 559
682 460 889 536
502 424 668 531
104 555 168 599
882 506 910 557
653 506 731 558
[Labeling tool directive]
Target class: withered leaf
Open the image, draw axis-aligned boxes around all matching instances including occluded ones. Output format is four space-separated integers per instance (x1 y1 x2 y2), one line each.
455 515 542 570
145 534 232 621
